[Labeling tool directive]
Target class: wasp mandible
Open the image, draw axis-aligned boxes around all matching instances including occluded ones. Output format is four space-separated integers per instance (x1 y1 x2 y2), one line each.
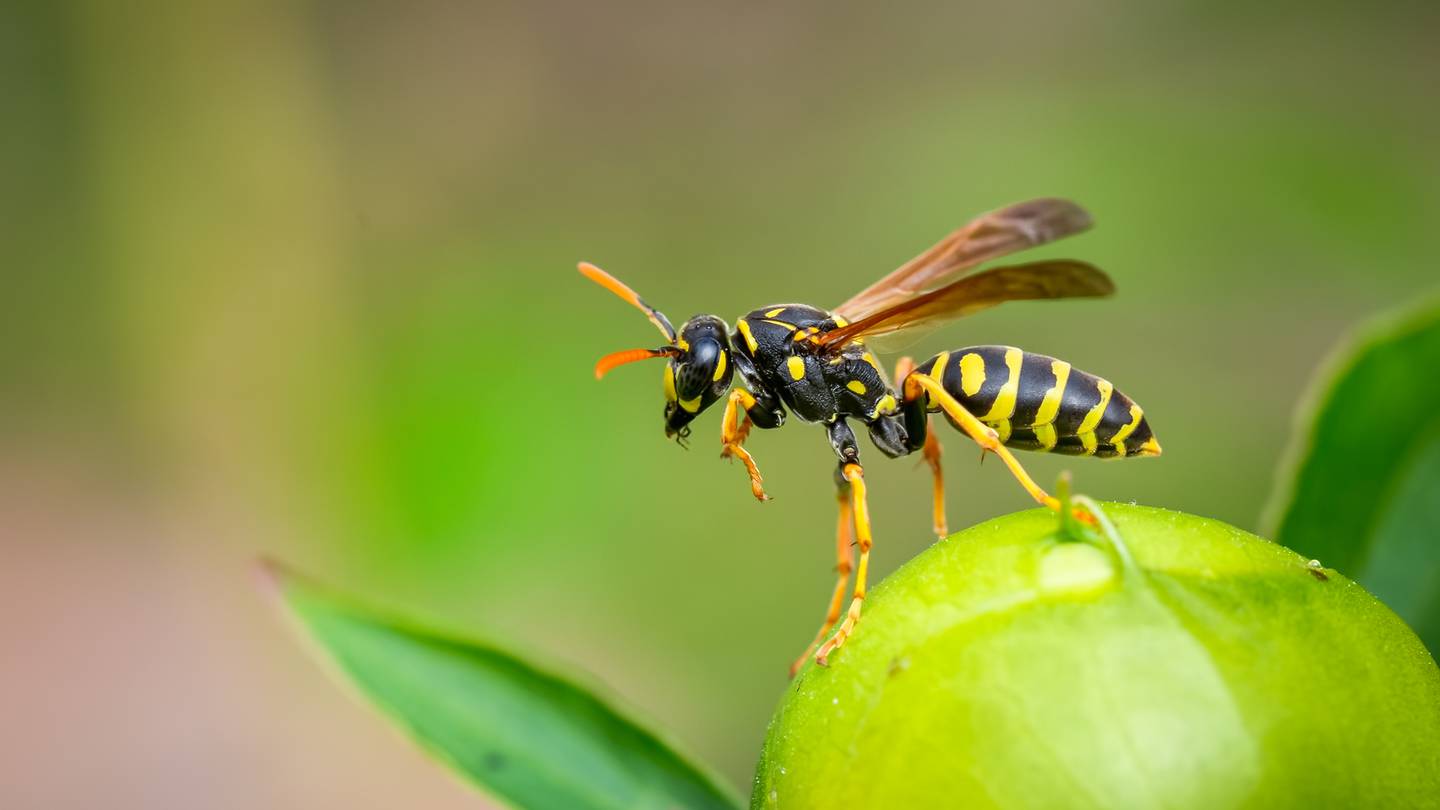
579 198 1160 675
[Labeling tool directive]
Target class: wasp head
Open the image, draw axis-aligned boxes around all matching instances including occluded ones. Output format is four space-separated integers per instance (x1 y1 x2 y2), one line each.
580 263 734 446
662 315 734 444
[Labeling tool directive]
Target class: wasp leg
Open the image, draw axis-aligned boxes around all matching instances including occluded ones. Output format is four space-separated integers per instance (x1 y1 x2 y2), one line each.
789 471 856 677
814 419 873 668
815 463 871 667
904 372 1062 513
720 388 773 501
895 356 946 540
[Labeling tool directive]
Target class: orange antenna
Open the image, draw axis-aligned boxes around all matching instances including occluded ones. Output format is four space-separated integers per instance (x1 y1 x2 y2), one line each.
578 262 676 342
593 347 675 380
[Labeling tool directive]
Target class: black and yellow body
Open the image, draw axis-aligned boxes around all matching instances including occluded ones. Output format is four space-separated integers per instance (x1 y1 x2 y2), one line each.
729 305 908 459
908 346 1159 459
579 197 1162 676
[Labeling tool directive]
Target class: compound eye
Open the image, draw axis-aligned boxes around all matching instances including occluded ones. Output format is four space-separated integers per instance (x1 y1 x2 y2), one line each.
675 339 721 399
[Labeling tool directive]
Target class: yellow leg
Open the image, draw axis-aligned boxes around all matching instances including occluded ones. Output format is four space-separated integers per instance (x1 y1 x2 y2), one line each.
895 356 946 540
789 486 856 677
720 388 770 501
922 429 946 539
906 373 1061 512
815 463 872 667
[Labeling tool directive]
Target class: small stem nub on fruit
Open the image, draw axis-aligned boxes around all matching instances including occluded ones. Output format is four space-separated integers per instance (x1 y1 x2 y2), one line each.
1054 474 1141 576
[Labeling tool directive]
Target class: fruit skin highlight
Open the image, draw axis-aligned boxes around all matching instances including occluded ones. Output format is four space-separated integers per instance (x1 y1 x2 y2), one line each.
754 504 1440 810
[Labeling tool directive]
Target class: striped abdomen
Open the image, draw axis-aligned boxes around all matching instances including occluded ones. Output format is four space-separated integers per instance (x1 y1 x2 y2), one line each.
913 345 1159 458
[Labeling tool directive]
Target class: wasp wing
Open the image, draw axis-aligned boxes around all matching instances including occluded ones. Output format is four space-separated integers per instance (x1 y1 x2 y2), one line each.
834 198 1093 321
819 260 1114 350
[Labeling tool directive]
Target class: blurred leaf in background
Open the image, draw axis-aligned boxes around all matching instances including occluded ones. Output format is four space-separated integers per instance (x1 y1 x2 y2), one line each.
268 560 742 810
1265 297 1440 654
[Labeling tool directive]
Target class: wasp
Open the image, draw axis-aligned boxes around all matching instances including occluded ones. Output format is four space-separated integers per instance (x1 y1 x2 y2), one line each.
579 198 1160 675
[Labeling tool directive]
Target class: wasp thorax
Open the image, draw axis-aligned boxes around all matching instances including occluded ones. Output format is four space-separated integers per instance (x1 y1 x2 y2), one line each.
663 315 734 441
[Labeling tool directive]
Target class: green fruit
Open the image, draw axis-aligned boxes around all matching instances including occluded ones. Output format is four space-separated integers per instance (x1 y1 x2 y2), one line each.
754 504 1440 809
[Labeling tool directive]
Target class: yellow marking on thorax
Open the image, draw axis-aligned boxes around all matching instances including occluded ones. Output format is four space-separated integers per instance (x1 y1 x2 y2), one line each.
764 307 786 318
1077 378 1114 434
832 314 849 327
863 352 887 378
1034 423 1058 451
712 350 728 382
679 395 702 413
847 380 867 395
737 319 759 352
663 363 677 402
980 347 1023 421
958 352 985 396
763 319 797 330
792 326 820 342
1110 403 1144 455
870 394 897 418
1033 360 1071 427
787 355 806 381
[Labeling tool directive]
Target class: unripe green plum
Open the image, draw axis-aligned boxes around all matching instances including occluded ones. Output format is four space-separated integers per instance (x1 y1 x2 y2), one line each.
754 504 1440 809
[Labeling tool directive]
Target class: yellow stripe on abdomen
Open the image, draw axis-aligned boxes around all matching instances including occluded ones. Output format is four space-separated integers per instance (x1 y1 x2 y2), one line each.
980 347 1023 421
1033 360 1071 427
1077 378 1114 435
958 351 985 396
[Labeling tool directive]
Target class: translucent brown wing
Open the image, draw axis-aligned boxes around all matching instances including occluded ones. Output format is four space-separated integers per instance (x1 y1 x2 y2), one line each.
818 260 1114 350
834 198 1093 321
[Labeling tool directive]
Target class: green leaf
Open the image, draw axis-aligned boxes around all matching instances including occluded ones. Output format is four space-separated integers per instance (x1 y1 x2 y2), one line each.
1264 295 1440 652
263 560 742 810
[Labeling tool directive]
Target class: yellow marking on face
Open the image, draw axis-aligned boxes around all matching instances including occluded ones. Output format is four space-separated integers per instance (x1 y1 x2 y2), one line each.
959 352 985 396
870 394 897 418
832 314 849 327
676 336 690 352
1033 360 1071 427
991 419 1012 444
765 307 786 318
737 319 758 352
1077 378 1114 434
712 349 727 382
980 347 1023 421
679 395 702 413
1080 431 1098 455
1138 436 1163 456
663 363 677 402
787 355 806 381
1110 403 1144 454
847 380 867 395
1034 422 1058 451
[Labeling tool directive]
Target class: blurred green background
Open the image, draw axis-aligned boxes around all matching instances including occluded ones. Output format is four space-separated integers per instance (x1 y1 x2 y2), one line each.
4 1 1439 806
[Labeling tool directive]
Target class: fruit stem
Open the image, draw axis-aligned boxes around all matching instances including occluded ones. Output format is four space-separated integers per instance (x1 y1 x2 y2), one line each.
1054 472 1142 577
1069 494 1140 575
